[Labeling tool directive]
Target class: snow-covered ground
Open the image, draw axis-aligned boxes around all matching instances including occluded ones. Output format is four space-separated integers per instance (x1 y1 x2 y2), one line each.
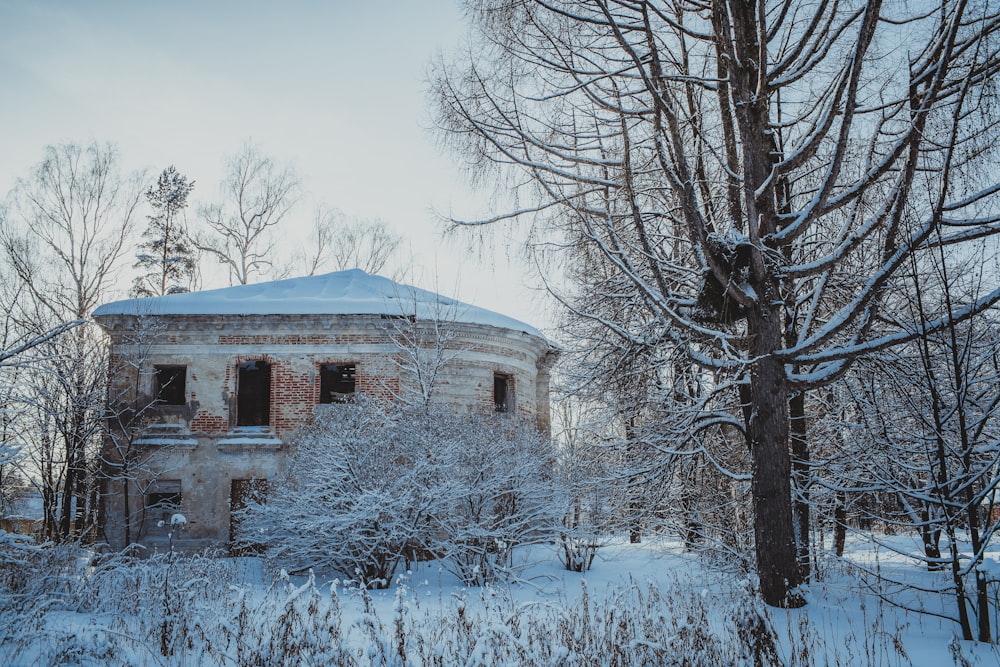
2 535 999 665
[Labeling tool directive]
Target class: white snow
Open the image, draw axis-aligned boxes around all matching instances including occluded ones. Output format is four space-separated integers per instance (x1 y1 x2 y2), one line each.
92 269 547 340
3 536 1000 664
132 438 198 446
216 437 283 446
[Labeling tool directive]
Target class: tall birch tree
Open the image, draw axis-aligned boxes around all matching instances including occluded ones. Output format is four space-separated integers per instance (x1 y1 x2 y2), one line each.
1 141 144 540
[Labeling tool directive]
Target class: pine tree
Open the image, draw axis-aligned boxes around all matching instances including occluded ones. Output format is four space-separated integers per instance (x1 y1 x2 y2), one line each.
133 166 196 297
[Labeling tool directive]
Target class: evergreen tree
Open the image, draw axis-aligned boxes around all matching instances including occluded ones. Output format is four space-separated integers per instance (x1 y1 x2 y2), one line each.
133 166 196 297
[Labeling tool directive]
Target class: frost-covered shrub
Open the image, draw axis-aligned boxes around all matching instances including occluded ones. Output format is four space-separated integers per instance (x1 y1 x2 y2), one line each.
236 399 559 587
235 400 428 588
421 412 559 585
0 547 252 665
0 542 73 663
553 432 618 573
0 528 38 571
0 541 83 613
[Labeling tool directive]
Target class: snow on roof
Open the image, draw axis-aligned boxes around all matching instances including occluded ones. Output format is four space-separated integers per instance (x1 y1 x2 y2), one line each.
92 269 546 340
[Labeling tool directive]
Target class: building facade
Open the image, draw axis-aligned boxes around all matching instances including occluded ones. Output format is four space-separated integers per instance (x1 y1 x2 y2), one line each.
93 270 556 552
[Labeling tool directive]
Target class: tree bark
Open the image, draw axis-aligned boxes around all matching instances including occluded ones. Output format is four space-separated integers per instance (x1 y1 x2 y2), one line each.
919 505 942 570
789 390 810 581
746 309 803 607
833 492 847 558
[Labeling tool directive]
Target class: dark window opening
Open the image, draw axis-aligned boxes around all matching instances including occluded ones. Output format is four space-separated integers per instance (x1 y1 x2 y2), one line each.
147 491 181 512
320 363 356 404
144 480 181 536
155 366 187 405
494 373 513 413
230 478 269 553
237 360 271 427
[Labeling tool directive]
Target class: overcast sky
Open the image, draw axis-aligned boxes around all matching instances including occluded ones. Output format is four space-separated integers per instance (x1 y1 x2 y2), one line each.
0 1 550 329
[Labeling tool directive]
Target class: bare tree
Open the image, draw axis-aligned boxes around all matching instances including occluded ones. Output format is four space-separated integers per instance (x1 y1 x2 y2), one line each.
554 249 748 548
434 0 1000 607
378 286 464 412
828 241 1000 642
2 142 144 320
1 141 144 541
294 205 403 278
0 309 86 523
197 143 299 285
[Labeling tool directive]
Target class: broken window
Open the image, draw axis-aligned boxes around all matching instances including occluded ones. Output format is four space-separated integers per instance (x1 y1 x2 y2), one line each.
230 478 269 553
494 373 513 413
320 363 356 403
144 480 181 537
237 360 271 427
154 365 187 406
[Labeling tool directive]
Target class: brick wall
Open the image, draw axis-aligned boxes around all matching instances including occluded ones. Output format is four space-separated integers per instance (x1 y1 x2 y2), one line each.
103 316 551 439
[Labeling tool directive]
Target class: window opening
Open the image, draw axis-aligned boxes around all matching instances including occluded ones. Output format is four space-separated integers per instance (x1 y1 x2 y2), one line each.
230 478 269 553
320 363 356 403
154 366 187 405
144 480 181 536
237 360 271 427
494 373 513 413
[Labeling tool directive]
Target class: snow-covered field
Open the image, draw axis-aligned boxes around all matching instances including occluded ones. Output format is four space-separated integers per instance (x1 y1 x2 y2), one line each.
2 535 999 666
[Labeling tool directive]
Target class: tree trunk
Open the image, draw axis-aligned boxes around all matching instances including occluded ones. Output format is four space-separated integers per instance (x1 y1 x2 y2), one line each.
833 491 847 557
968 502 992 642
945 519 974 641
961 472 990 641
919 505 942 571
75 466 90 537
122 478 132 547
42 484 56 540
625 418 642 544
789 390 810 581
746 311 803 607
59 451 75 538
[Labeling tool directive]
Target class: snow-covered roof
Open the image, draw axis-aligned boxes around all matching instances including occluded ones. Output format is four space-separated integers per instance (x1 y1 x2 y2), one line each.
92 269 546 340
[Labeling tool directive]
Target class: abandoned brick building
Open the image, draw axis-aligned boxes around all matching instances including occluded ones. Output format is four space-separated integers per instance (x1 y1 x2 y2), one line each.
92 269 557 552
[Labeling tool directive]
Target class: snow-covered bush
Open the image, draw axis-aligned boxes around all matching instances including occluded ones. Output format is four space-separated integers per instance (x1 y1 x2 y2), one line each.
233 400 428 588
420 411 558 585
0 546 245 665
552 406 617 572
0 529 36 569
235 399 559 587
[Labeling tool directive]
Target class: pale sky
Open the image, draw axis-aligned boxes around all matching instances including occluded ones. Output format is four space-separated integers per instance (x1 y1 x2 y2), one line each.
0 1 550 330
